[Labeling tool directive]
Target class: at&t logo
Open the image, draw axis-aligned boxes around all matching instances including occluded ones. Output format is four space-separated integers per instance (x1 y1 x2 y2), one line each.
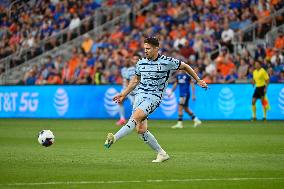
278 88 284 114
218 87 235 116
53 88 69 116
104 88 119 116
160 88 177 117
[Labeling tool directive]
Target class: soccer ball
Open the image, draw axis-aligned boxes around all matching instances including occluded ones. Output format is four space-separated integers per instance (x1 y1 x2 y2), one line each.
38 130 55 147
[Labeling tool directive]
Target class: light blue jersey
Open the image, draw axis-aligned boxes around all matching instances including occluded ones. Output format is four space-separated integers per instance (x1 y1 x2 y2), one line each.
135 54 181 100
121 67 129 89
127 66 136 80
127 66 136 95
120 66 136 104
133 54 182 115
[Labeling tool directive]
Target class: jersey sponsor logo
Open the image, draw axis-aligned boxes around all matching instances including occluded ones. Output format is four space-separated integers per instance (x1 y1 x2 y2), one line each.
104 88 119 116
160 88 177 117
53 88 69 116
218 87 235 116
278 87 284 114
178 77 186 83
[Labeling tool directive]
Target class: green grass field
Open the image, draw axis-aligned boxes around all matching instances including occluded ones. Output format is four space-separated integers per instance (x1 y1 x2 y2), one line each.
0 119 284 189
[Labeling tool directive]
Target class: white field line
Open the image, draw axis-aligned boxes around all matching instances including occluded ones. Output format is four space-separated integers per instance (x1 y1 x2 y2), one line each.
1 177 284 186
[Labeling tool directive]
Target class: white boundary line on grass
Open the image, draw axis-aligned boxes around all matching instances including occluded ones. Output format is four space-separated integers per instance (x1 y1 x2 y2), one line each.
1 177 284 186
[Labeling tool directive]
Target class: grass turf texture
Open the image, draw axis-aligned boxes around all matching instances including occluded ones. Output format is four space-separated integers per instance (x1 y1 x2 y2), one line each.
0 119 283 189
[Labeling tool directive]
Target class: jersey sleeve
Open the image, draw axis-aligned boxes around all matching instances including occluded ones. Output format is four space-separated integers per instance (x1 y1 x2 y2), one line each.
127 67 135 80
263 69 269 81
135 60 141 76
166 57 182 70
125 71 130 80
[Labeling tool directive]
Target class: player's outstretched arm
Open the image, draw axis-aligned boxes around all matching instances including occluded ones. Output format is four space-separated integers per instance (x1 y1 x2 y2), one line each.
178 62 208 89
113 75 140 103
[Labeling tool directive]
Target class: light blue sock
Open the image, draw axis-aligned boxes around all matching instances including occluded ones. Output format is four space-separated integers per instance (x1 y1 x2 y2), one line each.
114 119 136 141
140 130 163 153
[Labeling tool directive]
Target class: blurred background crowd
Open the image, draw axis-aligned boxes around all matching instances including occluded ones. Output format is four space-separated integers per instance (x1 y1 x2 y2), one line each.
0 0 283 85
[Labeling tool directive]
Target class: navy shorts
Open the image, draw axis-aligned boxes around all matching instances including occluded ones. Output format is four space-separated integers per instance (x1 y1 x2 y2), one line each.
179 95 190 107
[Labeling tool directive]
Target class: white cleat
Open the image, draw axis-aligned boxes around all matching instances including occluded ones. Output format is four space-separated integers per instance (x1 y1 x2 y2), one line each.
171 123 183 129
193 118 202 127
152 153 170 163
104 133 116 148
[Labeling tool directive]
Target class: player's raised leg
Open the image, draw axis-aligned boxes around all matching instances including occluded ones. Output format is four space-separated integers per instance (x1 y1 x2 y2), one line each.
104 118 137 148
134 108 169 163
105 94 140 148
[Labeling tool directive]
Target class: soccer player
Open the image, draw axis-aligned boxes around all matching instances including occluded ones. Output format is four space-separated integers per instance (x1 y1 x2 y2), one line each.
104 37 208 163
252 60 269 120
169 70 201 128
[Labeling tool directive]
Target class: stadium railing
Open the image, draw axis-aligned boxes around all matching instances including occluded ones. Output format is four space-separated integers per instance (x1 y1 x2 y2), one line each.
265 24 284 47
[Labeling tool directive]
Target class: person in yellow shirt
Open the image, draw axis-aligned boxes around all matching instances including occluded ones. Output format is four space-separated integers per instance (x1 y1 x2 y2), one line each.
252 60 270 121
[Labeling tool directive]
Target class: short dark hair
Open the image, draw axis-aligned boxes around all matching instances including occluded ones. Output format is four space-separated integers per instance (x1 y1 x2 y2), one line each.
133 52 141 59
254 60 262 66
144 37 159 47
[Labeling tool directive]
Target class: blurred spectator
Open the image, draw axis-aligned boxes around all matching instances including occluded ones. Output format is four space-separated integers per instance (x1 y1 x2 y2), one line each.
215 70 225 83
254 44 266 60
225 68 238 83
237 58 249 82
54 55 65 74
221 21 234 53
274 32 284 50
67 13 81 40
279 70 284 82
173 32 187 50
47 73 63 84
270 48 284 65
82 34 94 54
268 67 279 83
216 48 235 77
193 34 204 57
179 41 195 59
25 70 37 85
